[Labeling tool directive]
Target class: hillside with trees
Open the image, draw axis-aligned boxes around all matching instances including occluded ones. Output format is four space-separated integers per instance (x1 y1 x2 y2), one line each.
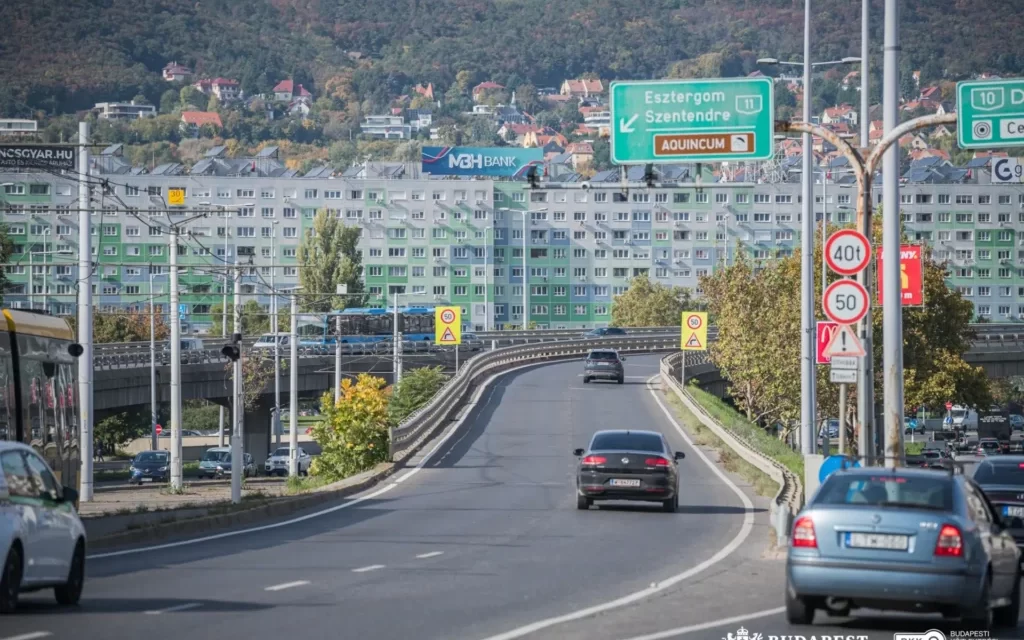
1 0 1022 117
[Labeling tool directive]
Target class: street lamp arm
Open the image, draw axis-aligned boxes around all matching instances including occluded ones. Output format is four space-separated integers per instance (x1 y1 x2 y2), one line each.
864 112 958 177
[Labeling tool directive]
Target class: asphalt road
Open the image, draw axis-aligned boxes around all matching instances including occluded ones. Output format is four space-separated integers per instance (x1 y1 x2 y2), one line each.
2 356 762 640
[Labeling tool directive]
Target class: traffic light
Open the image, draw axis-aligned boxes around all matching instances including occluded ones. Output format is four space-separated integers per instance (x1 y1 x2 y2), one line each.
221 332 242 361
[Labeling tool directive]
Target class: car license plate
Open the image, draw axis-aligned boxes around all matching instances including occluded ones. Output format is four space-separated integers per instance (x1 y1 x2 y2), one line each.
844 532 909 550
141 477 153 483
609 479 641 487
1004 506 1024 518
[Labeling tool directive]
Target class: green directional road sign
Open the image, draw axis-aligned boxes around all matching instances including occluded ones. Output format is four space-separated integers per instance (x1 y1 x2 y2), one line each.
957 78 1024 149
609 77 774 165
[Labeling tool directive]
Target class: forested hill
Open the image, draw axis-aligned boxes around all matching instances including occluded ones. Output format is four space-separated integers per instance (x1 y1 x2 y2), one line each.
1 0 1022 115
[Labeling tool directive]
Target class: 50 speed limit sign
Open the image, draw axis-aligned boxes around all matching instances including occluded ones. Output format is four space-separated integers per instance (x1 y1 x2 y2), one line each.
822 280 869 325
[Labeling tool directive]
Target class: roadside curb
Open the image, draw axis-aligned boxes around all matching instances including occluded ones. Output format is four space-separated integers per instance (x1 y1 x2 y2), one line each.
86 462 397 550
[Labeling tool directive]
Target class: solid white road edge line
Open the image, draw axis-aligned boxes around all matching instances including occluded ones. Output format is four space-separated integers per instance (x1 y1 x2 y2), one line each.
87 361 557 560
352 564 385 573
619 607 787 640
416 551 444 559
144 602 203 615
473 375 756 640
264 580 310 592
1 632 53 640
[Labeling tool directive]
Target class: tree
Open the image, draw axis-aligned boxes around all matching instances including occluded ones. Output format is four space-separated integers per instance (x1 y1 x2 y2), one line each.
610 274 691 327
94 408 149 453
179 86 203 109
159 89 179 114
66 307 170 343
513 83 538 114
223 352 279 412
182 399 221 433
297 209 364 312
388 366 447 425
310 374 391 480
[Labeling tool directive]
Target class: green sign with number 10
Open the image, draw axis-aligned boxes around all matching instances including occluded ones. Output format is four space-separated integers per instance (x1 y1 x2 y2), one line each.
957 78 1024 149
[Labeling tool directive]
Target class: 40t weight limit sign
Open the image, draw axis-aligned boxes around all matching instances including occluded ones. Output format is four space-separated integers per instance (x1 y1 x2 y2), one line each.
823 280 870 325
825 229 871 276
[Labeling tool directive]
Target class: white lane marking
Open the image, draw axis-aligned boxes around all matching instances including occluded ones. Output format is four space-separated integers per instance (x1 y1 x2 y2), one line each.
88 360 555 560
619 607 786 640
144 602 203 615
264 580 310 592
1 633 53 640
474 376 756 640
416 551 444 559
352 564 385 573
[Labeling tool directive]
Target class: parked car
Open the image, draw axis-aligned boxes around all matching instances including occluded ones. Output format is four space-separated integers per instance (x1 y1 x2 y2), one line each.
786 466 1020 628
1 441 87 613
1010 414 1024 431
196 447 257 479
264 447 311 476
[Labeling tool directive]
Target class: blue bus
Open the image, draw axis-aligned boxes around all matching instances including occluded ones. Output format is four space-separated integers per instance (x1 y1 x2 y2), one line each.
325 306 437 343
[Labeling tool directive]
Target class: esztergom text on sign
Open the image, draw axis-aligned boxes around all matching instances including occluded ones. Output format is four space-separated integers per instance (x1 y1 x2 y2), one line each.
609 78 774 165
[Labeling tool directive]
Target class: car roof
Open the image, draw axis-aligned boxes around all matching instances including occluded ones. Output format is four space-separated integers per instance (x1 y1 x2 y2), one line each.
834 466 955 480
587 348 619 354
977 455 1024 464
0 441 33 455
591 429 663 438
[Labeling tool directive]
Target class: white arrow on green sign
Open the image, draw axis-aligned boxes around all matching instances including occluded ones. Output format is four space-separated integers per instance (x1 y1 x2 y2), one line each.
609 77 775 165
957 78 1024 149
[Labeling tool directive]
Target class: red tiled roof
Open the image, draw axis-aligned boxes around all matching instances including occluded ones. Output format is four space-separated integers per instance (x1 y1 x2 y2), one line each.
563 78 604 94
825 105 855 117
473 81 505 94
181 111 223 127
273 79 295 93
566 142 594 154
211 77 239 86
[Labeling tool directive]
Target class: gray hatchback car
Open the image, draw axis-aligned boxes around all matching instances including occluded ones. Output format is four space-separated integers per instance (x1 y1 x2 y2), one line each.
582 349 625 384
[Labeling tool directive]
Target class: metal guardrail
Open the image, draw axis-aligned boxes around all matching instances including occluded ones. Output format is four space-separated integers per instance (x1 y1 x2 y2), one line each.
658 351 802 544
90 330 682 370
388 335 680 462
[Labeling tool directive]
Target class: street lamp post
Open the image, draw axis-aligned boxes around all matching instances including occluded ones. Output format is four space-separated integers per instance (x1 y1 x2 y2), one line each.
150 266 158 451
270 220 281 447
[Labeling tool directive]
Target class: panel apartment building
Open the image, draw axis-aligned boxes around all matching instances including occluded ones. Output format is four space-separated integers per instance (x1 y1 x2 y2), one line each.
0 144 1021 332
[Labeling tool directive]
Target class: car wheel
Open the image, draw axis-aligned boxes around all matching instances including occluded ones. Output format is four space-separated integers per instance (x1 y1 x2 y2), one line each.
576 494 591 510
54 540 85 606
962 573 993 631
993 571 1020 628
662 495 676 512
784 583 815 625
582 377 590 384
0 544 22 614
617 376 624 385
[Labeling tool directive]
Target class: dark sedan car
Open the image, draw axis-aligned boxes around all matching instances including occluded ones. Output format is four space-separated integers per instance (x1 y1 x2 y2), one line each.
582 349 625 384
582 327 627 338
574 429 685 512
974 456 1024 567
129 450 170 485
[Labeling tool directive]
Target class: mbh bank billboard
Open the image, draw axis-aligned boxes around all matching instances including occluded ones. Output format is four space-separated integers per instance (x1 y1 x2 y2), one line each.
421 146 543 178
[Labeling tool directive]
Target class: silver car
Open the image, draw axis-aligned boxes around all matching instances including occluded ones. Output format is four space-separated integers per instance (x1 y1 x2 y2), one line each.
786 467 1020 629
264 447 311 476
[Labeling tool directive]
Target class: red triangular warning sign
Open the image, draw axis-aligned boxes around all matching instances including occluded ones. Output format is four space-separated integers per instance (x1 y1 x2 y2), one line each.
684 332 703 349
440 327 456 343
823 324 865 357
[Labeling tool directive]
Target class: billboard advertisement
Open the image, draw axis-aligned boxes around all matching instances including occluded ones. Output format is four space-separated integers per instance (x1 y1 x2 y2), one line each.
421 146 543 178
992 157 1024 184
877 244 924 306
0 144 76 171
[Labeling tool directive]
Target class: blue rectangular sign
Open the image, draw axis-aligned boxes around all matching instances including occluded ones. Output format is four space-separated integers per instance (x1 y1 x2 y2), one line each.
421 146 544 177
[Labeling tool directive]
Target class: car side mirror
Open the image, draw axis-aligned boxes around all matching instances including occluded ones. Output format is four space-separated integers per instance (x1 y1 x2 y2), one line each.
62 485 79 505
573 448 585 457
619 356 626 361
674 451 686 460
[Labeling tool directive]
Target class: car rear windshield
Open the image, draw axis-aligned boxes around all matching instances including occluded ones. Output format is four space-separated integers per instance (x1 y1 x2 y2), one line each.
590 432 663 452
814 475 953 511
588 351 618 361
981 440 1000 450
974 462 1024 485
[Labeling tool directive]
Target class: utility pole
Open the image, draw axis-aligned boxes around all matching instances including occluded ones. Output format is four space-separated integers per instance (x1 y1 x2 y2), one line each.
289 293 299 477
881 0 903 468
231 261 243 503
168 226 183 489
77 121 94 502
522 211 528 330
150 267 158 451
271 223 281 448
334 315 343 404
857 0 875 465
219 230 229 447
799 0 817 456
392 291 403 385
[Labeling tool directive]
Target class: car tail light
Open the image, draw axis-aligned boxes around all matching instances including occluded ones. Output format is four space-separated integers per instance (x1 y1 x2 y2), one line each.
792 516 817 548
934 524 963 557
645 457 671 467
581 455 606 465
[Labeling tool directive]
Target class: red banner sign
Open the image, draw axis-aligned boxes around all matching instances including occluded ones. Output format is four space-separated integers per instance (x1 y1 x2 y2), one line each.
877 245 924 306
816 321 839 364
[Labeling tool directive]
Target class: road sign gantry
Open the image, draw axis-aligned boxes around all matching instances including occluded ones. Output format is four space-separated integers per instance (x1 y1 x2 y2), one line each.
609 78 775 165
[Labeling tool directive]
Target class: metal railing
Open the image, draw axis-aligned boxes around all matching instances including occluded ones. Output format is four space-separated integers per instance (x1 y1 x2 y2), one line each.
388 335 680 462
659 351 803 543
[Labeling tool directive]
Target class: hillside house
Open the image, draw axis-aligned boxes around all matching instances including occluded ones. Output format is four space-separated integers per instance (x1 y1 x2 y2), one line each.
193 78 240 102
272 79 312 102
822 104 858 127
162 62 192 82
560 78 604 98
413 83 435 101
94 101 156 120
472 81 505 103
180 111 223 134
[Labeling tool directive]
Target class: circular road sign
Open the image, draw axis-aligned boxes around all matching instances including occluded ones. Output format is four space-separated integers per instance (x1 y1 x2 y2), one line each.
945 401 954 411
822 279 870 325
155 424 162 435
824 229 871 276
686 314 703 330
440 309 456 324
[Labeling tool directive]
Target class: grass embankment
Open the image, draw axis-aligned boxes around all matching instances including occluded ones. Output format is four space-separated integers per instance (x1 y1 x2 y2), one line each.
662 388 783 498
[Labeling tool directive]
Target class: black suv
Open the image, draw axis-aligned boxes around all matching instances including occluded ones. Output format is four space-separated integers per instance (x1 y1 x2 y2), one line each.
583 349 625 384
582 327 627 338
